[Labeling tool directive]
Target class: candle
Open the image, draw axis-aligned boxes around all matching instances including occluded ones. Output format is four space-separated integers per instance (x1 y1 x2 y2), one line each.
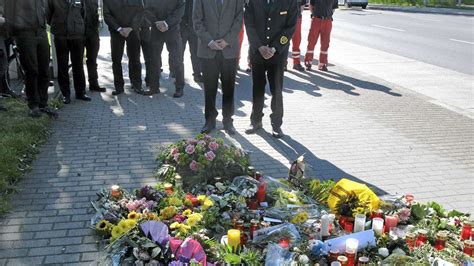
461 221 473 241
175 174 183 188
164 183 173 195
255 171 262 181
249 219 259 240
328 249 340 264
337 255 348 266
345 238 359 253
358 257 369 265
416 229 428 247
344 223 353 233
247 199 259 210
372 218 384 236
256 182 266 203
354 214 366 233
384 215 398 233
345 250 356 266
434 231 448 251
321 214 330 239
227 229 241 252
279 237 290 248
370 209 383 219
463 240 473 257
405 232 416 250
111 185 121 198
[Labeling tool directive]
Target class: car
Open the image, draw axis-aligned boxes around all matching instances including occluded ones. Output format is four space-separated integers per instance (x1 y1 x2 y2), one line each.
339 0 368 9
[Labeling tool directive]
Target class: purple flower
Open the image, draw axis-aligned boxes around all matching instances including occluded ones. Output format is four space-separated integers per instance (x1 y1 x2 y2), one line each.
197 140 206 147
187 139 197 145
204 151 216 161
190 160 199 171
208 141 219 151
185 145 195 155
171 147 178 156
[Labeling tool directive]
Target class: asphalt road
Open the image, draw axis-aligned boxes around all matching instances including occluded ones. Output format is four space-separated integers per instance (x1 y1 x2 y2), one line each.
328 8 474 75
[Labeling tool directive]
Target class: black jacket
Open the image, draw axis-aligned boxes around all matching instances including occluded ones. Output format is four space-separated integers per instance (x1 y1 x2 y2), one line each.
144 0 185 32
85 0 100 35
310 0 338 18
47 0 86 39
180 0 193 29
245 0 298 64
3 0 47 37
103 0 141 33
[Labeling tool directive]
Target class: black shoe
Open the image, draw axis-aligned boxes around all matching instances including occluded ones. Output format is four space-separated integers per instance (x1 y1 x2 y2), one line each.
112 90 124 96
193 74 204 83
293 64 306 72
305 62 312 71
89 85 106 92
63 96 71 104
173 87 184 98
40 107 59 119
318 65 328 72
143 87 160 96
245 123 263 134
170 72 175 79
28 107 42 118
272 128 284 138
224 124 236 135
76 94 92 101
133 85 145 95
245 68 252 73
200 121 216 134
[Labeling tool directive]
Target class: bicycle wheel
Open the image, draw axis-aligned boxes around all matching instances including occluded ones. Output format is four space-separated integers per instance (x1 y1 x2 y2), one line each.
6 55 25 97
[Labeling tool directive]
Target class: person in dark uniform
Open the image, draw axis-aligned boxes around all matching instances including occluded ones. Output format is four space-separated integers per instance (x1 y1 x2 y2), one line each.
103 0 142 95
84 0 105 93
144 0 185 98
47 0 91 104
244 0 298 138
181 0 202 83
193 0 243 135
4 0 56 117
304 0 338 71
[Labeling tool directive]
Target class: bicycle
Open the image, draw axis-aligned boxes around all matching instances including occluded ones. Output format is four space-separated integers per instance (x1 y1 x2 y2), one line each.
3 39 25 98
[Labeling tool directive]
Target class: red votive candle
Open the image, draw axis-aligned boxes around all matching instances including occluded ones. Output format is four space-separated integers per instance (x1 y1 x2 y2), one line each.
344 222 353 233
463 240 473 257
247 199 258 210
384 215 398 233
416 229 428 247
256 182 266 203
345 250 356 266
279 237 290 248
461 221 473 241
434 231 448 251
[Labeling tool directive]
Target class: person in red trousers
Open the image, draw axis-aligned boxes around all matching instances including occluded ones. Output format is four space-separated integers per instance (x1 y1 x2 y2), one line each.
290 0 307 72
304 0 338 71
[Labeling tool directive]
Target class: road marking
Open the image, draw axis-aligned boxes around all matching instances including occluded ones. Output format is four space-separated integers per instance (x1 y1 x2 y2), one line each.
371 24 405 32
449 39 474 45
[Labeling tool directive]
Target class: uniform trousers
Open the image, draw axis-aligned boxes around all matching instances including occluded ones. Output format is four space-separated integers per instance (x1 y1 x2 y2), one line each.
304 17 332 65
291 17 303 65
55 37 86 98
84 31 101 88
250 58 285 130
180 25 201 77
154 28 184 89
201 52 236 125
110 31 141 91
15 32 50 109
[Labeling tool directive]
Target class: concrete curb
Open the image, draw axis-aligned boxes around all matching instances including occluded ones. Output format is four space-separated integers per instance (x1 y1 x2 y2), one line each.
367 4 474 16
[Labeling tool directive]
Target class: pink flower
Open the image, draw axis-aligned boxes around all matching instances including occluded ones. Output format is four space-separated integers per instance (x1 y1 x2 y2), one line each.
208 141 219 151
398 208 411 222
187 139 197 145
205 151 216 161
185 145 195 155
190 160 199 171
173 153 180 162
170 147 178 156
197 140 206 147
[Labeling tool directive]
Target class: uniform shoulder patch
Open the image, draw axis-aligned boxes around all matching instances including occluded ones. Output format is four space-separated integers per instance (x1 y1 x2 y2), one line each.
280 35 288 45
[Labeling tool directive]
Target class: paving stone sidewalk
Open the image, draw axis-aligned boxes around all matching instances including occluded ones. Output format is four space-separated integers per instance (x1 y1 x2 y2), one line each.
1 29 473 265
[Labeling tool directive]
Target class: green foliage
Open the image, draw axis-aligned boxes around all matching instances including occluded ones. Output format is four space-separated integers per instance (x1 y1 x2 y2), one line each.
0 98 51 214
307 179 335 204
240 247 263 265
335 191 370 217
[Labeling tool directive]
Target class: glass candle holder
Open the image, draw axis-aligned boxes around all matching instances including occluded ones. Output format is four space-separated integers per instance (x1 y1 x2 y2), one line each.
354 214 366 233
372 218 384 236
357 257 369 266
163 183 173 195
461 221 473 241
247 166 255 178
463 240 473 257
249 219 259 240
370 209 383 219
384 215 398 233
255 171 262 181
405 232 416 250
337 255 349 266
345 238 359 253
328 249 340 264
111 185 121 198
227 229 240 253
175 174 183 188
416 229 428 247
345 250 356 266
434 231 448 251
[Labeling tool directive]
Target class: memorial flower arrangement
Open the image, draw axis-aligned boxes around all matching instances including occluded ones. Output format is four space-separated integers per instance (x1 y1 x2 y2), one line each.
91 137 473 265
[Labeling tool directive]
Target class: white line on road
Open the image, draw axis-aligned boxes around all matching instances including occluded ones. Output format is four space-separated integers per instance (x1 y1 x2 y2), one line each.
449 39 474 45
371 24 405 32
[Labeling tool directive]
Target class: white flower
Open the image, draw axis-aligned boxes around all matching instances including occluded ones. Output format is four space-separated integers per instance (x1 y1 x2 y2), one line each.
378 247 389 257
392 248 406 256
298 255 309 264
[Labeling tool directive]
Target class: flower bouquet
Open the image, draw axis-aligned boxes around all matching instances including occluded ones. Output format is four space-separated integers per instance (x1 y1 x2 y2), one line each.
155 134 249 189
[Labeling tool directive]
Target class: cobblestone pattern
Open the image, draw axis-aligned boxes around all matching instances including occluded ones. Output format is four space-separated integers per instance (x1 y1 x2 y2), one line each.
0 30 472 265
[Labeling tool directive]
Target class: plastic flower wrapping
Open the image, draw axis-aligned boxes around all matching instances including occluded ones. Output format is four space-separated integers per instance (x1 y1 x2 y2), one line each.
91 136 473 265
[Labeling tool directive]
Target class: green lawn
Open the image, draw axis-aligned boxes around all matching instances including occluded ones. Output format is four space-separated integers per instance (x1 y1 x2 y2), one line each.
0 98 52 214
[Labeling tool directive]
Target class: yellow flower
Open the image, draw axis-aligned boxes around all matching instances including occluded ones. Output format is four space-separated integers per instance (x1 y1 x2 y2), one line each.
291 212 309 224
168 197 183 207
118 219 129 231
146 212 158 220
183 209 192 217
184 199 193 207
188 213 203 222
128 211 142 220
125 219 137 228
96 220 111 233
197 195 207 203
186 217 198 227
170 222 181 230
179 224 191 234
111 226 124 239
159 206 177 220
201 198 213 210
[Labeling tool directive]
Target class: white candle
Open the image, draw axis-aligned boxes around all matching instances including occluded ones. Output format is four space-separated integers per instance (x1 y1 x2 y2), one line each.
372 217 384 236
354 214 366 233
321 214 330 238
345 238 359 253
